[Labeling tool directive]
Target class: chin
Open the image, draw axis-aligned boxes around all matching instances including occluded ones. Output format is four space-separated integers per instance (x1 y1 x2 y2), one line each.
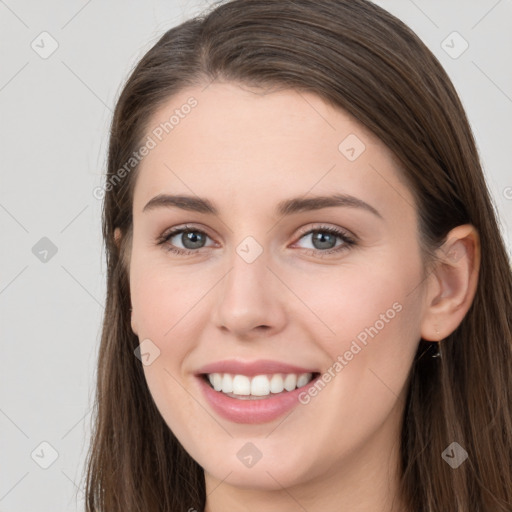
200 444 316 491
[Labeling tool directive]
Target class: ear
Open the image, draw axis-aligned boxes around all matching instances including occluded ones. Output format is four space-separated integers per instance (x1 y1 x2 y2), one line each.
420 224 481 341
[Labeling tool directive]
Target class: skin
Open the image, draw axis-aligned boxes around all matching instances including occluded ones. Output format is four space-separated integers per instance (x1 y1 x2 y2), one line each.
115 82 480 512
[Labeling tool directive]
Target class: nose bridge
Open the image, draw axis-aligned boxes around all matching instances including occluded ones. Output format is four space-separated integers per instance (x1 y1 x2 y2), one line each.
213 233 286 335
223 236 271 305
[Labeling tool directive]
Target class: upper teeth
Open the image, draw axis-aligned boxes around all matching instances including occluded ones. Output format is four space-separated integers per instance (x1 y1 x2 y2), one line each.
207 372 314 396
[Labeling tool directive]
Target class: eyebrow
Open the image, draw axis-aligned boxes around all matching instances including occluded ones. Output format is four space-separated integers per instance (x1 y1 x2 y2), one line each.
142 193 383 219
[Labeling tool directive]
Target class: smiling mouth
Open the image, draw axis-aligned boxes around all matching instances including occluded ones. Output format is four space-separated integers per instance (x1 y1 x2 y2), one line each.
201 372 320 400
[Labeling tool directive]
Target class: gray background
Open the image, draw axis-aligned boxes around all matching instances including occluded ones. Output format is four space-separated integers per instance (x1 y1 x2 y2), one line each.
0 1 510 510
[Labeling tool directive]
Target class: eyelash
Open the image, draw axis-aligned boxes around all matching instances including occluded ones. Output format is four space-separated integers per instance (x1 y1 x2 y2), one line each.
156 224 356 257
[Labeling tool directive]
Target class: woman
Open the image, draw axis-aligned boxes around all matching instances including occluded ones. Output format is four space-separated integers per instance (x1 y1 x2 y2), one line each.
84 1 512 510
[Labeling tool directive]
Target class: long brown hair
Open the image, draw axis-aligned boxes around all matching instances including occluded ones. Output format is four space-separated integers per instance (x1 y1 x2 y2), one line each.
83 1 512 510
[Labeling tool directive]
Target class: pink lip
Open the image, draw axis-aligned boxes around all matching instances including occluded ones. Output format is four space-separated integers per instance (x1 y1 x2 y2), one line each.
196 373 321 424
195 359 318 377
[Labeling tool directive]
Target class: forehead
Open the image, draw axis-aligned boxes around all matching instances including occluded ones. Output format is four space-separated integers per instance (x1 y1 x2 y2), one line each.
132 82 415 220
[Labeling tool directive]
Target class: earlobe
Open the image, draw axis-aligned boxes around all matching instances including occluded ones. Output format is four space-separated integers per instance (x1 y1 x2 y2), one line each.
420 224 481 341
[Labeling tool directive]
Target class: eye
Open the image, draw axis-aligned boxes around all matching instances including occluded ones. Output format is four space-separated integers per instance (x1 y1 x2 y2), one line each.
156 225 215 255
293 225 356 256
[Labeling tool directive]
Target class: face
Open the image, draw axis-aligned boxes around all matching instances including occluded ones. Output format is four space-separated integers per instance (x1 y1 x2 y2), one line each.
127 82 428 492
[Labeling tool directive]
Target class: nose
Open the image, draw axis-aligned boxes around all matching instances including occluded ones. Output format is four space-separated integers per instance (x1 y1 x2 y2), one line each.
212 246 287 339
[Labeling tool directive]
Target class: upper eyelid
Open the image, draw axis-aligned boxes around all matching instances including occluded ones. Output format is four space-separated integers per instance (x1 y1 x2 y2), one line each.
295 223 353 238
163 224 215 241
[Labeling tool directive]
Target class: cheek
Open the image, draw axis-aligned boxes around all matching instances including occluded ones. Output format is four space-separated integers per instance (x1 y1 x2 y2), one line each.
293 250 422 350
130 257 210 439
129 248 206 341
291 251 423 408
287 265 422 459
